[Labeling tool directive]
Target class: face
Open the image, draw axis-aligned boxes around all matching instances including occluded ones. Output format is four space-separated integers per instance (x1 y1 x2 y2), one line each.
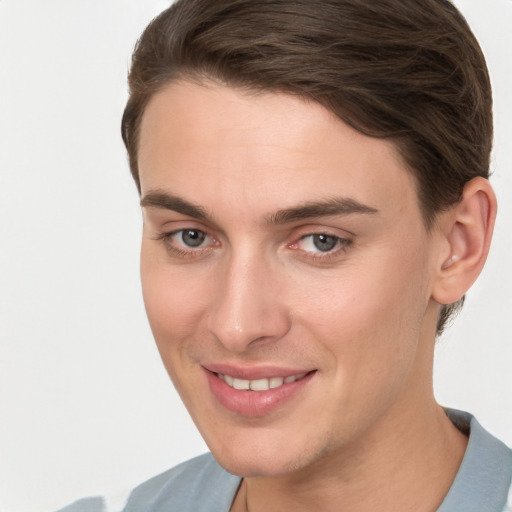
137 80 443 478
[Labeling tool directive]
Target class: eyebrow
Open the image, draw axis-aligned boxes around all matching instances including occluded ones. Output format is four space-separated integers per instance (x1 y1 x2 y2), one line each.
140 191 211 221
266 197 378 224
140 191 379 224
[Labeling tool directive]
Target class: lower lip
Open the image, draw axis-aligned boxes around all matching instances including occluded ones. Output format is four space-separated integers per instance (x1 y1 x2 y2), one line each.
204 369 315 417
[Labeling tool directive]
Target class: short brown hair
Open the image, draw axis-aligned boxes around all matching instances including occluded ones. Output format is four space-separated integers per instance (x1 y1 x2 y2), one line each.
121 0 492 334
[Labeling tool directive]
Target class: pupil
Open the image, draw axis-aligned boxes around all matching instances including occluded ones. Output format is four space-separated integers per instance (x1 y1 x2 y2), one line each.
313 234 337 252
182 230 205 247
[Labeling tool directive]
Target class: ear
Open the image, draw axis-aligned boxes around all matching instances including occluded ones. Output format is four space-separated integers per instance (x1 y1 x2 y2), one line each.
431 177 497 305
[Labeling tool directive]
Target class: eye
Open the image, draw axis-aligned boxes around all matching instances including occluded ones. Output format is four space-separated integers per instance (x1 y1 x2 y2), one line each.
154 228 217 258
178 229 207 247
298 233 348 253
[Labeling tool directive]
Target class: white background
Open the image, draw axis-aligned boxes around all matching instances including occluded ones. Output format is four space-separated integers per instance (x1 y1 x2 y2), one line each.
1 1 511 511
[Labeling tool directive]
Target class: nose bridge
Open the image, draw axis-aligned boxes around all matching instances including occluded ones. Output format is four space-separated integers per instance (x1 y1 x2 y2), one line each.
207 245 289 351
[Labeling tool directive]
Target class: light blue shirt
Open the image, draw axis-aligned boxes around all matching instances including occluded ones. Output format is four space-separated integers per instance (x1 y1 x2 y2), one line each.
57 410 512 512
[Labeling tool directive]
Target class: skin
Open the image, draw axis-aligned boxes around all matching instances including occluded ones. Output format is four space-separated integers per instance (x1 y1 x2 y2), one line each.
137 80 476 511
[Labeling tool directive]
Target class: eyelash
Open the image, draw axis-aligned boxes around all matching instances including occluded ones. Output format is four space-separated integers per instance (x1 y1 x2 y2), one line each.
154 229 352 262
292 233 352 262
154 229 216 259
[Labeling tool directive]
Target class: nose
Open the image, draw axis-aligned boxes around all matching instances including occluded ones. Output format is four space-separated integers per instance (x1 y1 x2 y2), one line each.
207 251 291 352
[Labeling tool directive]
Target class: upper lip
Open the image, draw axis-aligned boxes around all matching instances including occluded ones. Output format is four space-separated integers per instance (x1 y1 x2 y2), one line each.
203 363 315 380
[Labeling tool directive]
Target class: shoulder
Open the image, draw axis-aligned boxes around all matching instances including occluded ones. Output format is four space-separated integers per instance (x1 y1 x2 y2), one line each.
55 496 106 512
123 452 242 512
54 454 240 512
503 477 512 512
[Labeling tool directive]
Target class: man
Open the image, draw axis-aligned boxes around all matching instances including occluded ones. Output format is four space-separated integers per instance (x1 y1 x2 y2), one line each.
62 0 512 510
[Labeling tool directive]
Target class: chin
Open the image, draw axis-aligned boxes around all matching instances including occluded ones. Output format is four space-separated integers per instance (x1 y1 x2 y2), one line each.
214 451 298 478
206 431 318 478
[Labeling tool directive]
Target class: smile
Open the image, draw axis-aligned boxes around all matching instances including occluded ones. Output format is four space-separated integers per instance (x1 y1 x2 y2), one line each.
217 372 308 391
205 367 316 416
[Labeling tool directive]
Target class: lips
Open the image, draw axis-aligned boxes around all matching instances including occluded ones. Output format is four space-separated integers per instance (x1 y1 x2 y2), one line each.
203 365 315 417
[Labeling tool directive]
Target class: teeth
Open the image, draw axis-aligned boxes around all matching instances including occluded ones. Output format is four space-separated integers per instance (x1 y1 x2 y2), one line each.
249 378 269 391
218 372 307 391
288 372 306 382
269 377 284 389
233 378 250 390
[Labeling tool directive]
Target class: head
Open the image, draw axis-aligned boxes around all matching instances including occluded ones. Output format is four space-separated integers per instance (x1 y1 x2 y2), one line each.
122 0 496 478
122 0 493 335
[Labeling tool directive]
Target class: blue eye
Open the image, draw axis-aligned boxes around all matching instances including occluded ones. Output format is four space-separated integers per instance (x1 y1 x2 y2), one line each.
299 233 346 253
180 229 206 247
154 228 213 257
311 234 338 252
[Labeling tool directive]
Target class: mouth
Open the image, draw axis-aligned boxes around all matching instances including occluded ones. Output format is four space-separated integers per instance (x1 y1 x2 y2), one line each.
216 372 308 391
204 367 316 417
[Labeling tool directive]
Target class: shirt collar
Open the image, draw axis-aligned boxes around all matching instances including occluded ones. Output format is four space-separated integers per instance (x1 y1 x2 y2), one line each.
437 409 512 511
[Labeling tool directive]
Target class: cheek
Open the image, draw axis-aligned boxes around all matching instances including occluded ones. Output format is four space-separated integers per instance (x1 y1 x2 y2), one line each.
304 264 430 435
297 263 426 338
294 243 431 380
140 248 211 360
140 255 214 410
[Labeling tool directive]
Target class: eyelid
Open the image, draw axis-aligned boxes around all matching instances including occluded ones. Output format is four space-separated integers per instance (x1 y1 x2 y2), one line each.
154 226 219 258
292 233 351 249
289 224 353 243
152 222 353 262
287 227 353 262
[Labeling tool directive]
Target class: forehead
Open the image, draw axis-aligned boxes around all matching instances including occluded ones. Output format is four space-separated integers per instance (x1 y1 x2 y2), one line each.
137 80 422 225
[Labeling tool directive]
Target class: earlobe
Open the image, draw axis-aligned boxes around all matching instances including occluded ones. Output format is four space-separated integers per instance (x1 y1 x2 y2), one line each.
432 177 497 305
